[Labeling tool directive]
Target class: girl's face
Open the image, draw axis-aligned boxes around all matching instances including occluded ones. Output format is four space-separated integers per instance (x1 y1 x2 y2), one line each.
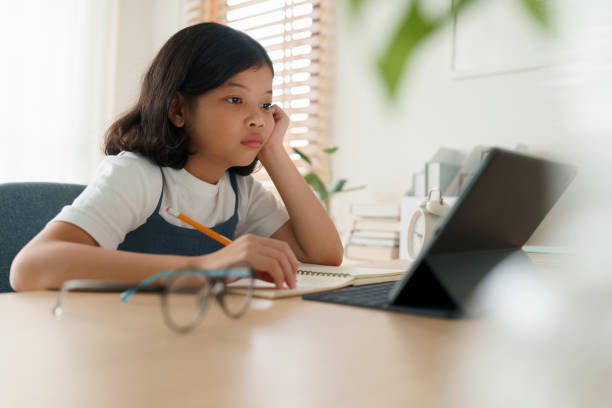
185 66 275 172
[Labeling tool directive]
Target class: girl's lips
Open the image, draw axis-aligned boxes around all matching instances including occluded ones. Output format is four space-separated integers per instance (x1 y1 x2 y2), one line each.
241 141 262 148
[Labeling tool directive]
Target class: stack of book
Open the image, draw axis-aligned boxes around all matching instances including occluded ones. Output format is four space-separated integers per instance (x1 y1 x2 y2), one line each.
345 203 401 261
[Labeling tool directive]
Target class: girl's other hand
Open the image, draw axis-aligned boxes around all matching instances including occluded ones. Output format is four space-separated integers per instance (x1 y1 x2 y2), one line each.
260 105 289 155
197 234 298 289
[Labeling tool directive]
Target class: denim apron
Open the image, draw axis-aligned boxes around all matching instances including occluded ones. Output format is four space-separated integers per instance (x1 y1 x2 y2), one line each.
118 171 239 256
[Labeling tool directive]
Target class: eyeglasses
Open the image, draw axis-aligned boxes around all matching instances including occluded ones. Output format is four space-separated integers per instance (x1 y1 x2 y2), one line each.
52 264 255 333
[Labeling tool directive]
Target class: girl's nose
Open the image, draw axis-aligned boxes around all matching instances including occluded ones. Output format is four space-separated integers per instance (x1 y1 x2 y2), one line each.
246 110 265 128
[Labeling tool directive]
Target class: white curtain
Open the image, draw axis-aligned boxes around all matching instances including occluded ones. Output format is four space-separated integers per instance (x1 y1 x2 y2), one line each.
0 0 115 184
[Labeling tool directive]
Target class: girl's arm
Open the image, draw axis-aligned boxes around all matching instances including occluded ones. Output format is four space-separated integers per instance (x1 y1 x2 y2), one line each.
10 221 299 291
258 106 343 266
10 221 196 291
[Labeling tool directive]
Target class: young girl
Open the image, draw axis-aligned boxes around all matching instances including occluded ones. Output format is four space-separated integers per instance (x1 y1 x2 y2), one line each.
10 22 343 291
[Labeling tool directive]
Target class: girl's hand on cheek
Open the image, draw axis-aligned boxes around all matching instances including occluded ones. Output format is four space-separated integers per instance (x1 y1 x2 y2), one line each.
260 105 289 156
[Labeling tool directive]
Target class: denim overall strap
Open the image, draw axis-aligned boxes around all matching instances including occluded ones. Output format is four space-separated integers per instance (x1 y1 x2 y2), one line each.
117 171 239 256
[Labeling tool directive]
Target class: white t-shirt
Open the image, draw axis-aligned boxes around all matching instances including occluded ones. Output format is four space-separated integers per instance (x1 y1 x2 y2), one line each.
52 151 290 249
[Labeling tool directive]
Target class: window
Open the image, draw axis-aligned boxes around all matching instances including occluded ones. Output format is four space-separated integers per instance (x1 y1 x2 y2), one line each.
181 0 335 194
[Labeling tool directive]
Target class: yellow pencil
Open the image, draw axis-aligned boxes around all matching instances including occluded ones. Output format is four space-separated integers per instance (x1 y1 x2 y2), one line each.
165 206 233 246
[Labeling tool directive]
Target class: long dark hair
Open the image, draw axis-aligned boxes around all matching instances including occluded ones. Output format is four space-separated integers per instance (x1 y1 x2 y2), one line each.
104 22 273 175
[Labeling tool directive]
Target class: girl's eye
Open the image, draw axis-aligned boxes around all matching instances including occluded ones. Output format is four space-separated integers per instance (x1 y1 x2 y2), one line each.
226 97 241 104
261 103 273 111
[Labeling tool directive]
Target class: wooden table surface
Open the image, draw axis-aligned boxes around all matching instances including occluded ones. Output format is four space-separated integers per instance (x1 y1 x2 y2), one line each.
0 289 469 408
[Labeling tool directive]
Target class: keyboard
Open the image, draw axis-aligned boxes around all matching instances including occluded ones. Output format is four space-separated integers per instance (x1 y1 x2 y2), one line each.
303 282 396 310
303 281 459 317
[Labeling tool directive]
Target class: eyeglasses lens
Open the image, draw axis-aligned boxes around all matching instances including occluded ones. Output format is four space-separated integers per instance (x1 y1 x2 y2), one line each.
220 267 254 318
163 273 209 331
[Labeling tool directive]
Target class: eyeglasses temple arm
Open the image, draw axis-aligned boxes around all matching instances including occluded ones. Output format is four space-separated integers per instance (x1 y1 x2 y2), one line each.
120 271 175 302
120 268 249 302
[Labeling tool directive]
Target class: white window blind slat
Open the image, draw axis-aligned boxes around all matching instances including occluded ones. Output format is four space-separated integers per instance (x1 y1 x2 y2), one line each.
242 22 322 43
226 9 321 32
219 0 319 13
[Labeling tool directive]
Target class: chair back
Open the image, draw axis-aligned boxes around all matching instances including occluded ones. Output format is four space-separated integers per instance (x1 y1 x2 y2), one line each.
0 182 85 292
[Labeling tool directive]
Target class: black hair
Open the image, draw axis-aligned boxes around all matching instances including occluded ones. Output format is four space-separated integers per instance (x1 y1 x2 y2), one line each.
104 22 273 175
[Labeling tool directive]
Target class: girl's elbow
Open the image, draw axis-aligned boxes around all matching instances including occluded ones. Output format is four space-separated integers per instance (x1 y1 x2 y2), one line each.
321 246 344 266
332 248 344 266
9 257 27 292
302 246 343 266
9 249 43 292
334 239 345 265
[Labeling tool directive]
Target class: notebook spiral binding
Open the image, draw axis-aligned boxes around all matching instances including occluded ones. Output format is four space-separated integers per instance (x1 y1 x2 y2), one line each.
297 269 351 278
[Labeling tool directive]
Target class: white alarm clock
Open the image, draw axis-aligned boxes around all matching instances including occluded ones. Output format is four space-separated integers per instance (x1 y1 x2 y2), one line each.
406 189 451 260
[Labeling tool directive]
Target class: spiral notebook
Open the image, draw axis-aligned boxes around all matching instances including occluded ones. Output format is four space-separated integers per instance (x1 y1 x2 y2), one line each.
229 263 406 299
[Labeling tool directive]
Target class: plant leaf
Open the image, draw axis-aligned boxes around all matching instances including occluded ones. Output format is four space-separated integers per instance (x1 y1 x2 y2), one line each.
292 147 312 165
323 146 338 155
520 0 550 28
348 0 368 16
368 0 544 101
377 1 438 99
335 185 367 193
377 0 479 100
304 172 329 209
328 179 347 193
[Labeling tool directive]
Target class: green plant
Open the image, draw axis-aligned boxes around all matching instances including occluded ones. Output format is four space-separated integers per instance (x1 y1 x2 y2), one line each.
349 0 550 100
293 146 366 212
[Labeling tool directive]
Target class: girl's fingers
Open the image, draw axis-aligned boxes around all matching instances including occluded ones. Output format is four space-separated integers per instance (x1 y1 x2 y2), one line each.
229 234 298 289
271 105 289 126
254 271 275 283
258 236 299 272
277 252 296 288
254 255 285 289
270 241 298 286
252 245 296 289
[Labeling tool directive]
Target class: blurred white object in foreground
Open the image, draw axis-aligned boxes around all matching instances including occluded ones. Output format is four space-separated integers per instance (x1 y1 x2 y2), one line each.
446 257 612 408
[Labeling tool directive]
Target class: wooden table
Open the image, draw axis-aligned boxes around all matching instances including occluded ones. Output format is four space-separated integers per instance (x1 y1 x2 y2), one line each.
0 289 467 408
2 253 568 407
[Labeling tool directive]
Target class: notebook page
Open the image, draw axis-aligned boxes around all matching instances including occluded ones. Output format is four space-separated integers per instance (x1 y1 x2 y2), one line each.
227 272 354 299
297 272 353 289
226 264 405 299
298 263 405 279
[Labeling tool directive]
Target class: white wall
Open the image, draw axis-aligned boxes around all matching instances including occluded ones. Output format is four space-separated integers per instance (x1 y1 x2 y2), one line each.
0 0 115 184
0 0 182 185
329 0 612 247
111 0 181 117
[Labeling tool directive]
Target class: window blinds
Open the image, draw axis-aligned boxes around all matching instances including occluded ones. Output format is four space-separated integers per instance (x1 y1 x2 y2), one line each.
182 0 334 191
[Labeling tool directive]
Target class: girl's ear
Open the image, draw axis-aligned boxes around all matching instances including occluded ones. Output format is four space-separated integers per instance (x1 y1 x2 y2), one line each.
168 93 187 128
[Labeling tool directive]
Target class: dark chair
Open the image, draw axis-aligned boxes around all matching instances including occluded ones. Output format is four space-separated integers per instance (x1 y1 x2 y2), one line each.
0 182 86 292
